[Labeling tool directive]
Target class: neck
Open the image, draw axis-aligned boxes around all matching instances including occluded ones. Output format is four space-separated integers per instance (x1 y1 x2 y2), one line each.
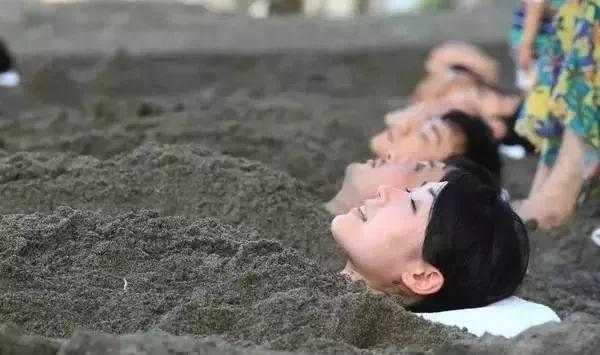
340 262 423 306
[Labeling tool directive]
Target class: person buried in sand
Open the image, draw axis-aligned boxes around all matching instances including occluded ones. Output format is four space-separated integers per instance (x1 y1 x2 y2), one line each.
325 155 498 216
331 170 529 313
370 110 502 178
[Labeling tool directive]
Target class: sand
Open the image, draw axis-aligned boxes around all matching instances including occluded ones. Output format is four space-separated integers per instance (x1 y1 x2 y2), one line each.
0 1 599 354
0 207 467 354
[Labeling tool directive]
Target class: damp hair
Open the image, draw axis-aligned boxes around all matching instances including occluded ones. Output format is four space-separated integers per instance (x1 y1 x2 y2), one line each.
408 171 529 313
441 110 502 178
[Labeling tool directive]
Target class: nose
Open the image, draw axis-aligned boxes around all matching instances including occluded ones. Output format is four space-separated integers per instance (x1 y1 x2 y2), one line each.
370 131 390 159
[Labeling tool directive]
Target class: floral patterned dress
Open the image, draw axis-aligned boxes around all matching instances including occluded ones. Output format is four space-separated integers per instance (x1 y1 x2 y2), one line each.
516 0 599 168
509 0 566 53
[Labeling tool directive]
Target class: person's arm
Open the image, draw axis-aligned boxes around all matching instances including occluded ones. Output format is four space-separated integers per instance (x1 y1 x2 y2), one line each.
518 0 545 70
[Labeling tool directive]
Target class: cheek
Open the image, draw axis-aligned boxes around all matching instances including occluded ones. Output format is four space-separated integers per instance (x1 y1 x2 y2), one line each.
393 138 429 160
357 169 400 197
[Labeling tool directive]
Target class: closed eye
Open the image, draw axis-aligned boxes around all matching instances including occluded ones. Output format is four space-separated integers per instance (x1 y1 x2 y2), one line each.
431 123 442 144
406 188 417 213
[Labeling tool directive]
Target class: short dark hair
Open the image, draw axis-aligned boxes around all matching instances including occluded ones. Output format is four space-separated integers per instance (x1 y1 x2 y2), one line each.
441 110 502 178
409 171 529 313
0 40 14 73
444 155 500 191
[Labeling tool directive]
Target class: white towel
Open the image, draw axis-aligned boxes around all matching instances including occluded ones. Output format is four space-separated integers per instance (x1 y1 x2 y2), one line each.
416 296 560 338
0 70 20 87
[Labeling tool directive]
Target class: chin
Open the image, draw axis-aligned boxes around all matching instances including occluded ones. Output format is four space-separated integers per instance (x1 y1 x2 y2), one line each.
330 213 352 243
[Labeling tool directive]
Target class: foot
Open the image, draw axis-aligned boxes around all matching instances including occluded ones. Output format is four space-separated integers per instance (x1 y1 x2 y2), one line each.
517 189 576 230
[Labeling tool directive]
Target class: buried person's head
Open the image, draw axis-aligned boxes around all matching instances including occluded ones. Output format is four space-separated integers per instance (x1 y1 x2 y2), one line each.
325 155 499 215
371 110 501 177
325 159 447 215
331 171 528 312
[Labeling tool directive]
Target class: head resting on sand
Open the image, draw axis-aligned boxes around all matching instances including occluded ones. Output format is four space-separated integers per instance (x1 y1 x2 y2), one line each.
326 156 499 215
371 110 501 177
424 42 500 87
331 170 529 312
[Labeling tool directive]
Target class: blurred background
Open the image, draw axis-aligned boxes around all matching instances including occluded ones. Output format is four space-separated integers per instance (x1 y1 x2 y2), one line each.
38 0 509 17
2 0 518 56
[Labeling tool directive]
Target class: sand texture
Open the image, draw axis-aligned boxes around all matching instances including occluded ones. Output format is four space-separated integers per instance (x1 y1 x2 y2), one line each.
0 1 599 354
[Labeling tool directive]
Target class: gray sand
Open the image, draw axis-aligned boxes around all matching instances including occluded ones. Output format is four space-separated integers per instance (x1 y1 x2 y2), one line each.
0 207 466 354
0 1 599 354
0 143 343 269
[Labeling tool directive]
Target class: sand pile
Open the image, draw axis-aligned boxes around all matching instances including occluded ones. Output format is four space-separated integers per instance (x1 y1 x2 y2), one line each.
0 90 390 198
0 143 346 269
0 5 598 351
0 207 467 354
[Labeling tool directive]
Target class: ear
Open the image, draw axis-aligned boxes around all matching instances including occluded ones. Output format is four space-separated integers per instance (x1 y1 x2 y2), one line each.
400 265 444 296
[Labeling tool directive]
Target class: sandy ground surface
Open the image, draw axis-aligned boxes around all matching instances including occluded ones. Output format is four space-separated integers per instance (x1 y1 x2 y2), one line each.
0 1 599 354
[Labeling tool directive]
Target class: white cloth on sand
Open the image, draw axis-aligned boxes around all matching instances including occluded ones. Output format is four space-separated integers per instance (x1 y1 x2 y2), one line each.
591 227 600 247
0 70 20 87
416 296 560 338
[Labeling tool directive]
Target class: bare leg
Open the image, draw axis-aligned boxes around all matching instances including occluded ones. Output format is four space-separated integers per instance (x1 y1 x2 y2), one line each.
529 163 552 196
518 128 585 229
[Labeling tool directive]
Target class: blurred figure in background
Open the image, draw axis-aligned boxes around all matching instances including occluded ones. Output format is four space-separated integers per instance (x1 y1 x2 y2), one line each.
509 0 566 91
516 0 599 229
0 39 19 88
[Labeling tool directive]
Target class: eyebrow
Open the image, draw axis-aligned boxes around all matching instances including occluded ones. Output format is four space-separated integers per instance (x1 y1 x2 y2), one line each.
415 162 426 172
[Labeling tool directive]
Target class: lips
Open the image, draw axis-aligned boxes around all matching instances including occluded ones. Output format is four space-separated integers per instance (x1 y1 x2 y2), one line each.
351 206 367 222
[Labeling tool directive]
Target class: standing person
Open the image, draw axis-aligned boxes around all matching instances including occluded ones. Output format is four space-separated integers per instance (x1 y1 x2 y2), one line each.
0 39 20 87
510 0 566 90
517 0 599 229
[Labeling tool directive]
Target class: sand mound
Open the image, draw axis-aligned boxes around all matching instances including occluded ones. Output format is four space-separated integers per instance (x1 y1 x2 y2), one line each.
0 91 390 198
442 313 600 355
0 207 466 354
0 143 345 269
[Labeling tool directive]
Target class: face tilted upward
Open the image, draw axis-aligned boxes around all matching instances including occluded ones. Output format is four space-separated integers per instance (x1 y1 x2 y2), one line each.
331 182 447 293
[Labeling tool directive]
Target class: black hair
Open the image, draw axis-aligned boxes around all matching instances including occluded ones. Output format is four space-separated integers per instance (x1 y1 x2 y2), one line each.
409 171 529 312
441 110 502 178
0 40 14 73
444 155 500 191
